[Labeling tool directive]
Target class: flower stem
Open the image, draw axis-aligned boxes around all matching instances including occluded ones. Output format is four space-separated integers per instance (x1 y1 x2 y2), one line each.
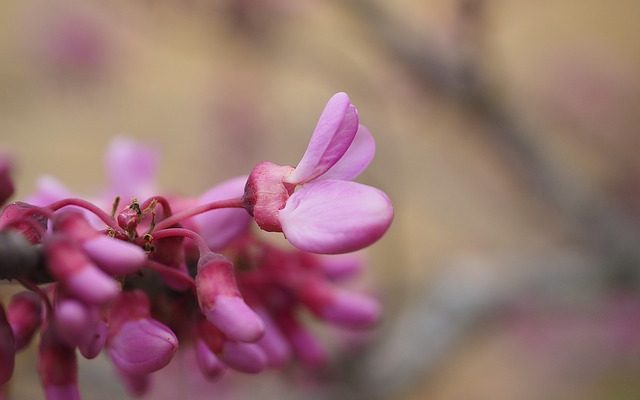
150 228 210 256
46 198 119 231
153 198 244 231
145 260 195 289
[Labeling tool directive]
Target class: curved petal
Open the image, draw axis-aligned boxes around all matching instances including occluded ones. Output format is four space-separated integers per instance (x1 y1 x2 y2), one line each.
317 124 375 181
285 92 359 184
191 176 251 251
279 180 393 254
105 137 158 200
24 176 74 206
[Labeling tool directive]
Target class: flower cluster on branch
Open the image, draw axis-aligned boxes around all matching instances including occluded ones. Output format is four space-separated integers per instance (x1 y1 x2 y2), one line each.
0 93 393 399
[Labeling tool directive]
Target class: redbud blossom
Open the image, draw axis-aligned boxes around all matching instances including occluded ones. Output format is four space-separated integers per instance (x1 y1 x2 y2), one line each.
195 339 226 380
45 235 119 305
196 253 264 342
53 211 145 275
7 291 42 351
107 291 178 375
243 92 393 254
38 327 80 400
108 318 178 375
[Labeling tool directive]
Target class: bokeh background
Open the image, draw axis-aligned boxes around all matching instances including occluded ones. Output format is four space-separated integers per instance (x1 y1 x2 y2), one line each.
2 0 640 399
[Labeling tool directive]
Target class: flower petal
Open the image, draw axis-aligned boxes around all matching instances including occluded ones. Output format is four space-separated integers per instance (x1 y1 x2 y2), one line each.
279 180 393 254
24 176 74 206
105 137 158 200
285 92 359 184
192 176 252 251
317 124 375 181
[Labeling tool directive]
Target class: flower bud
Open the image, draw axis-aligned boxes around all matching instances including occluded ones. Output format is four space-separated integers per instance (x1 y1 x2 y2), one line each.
299 281 380 329
219 341 267 374
54 299 90 347
53 211 145 275
278 313 327 367
45 235 119 305
38 327 80 400
195 339 226 380
7 291 42 351
196 253 264 342
255 310 291 368
108 318 178 375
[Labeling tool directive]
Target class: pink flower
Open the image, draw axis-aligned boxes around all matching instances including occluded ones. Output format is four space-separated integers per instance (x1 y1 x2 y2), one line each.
107 291 178 375
37 327 80 400
7 291 42 351
243 92 393 254
195 253 264 343
44 235 119 305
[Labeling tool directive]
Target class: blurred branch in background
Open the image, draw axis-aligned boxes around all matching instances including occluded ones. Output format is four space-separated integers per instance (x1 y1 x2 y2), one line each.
342 0 640 283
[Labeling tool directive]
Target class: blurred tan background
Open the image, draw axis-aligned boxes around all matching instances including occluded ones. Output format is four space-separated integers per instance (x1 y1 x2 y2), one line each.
2 0 640 399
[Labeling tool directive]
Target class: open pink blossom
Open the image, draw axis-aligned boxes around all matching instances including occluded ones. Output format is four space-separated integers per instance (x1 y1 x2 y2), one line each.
243 92 393 254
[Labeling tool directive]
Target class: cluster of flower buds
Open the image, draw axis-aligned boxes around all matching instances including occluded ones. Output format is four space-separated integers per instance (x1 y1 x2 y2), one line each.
0 92 393 399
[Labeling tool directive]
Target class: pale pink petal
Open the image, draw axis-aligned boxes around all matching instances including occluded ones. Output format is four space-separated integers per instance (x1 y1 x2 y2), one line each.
318 290 381 329
220 341 267 374
105 137 158 200
279 180 393 254
285 92 359 184
201 295 264 343
24 176 74 206
317 124 375 181
83 236 146 275
191 176 251 251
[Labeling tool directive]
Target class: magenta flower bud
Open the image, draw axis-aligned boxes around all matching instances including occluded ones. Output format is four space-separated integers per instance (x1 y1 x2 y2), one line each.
108 318 178 375
317 253 364 281
82 236 146 275
7 291 42 351
38 327 80 400
196 253 264 342
45 236 119 305
78 318 107 359
301 282 381 329
54 299 90 347
255 310 291 367
0 154 15 206
195 339 226 380
219 341 267 374
191 176 252 250
0 305 15 386
279 180 393 254
279 313 327 367
243 162 294 232
53 211 145 275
